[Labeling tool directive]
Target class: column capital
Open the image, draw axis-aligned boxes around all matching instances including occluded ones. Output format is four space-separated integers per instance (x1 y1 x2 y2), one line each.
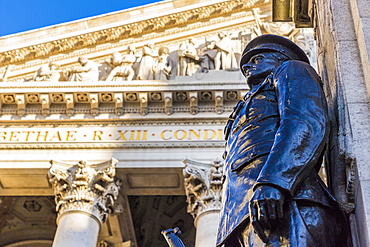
183 159 223 220
48 158 121 225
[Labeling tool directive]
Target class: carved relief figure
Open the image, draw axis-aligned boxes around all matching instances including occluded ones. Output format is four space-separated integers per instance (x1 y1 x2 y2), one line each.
214 32 237 70
154 47 171 80
231 31 244 63
0 65 13 82
125 45 140 79
217 35 349 246
125 45 137 65
178 38 199 76
137 43 156 80
33 62 61 81
64 56 99 82
199 40 218 72
99 52 124 80
105 53 135 81
33 65 52 81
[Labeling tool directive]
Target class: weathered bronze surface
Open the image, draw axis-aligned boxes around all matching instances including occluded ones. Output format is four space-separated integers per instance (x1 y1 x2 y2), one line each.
217 34 349 247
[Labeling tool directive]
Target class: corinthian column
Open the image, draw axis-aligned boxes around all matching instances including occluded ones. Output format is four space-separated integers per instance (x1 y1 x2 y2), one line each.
183 159 223 247
48 159 121 247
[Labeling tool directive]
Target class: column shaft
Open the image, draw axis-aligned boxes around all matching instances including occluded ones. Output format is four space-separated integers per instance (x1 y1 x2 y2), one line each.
194 210 220 247
53 212 100 247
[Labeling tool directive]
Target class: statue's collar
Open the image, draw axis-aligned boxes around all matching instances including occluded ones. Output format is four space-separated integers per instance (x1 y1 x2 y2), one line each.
243 74 273 101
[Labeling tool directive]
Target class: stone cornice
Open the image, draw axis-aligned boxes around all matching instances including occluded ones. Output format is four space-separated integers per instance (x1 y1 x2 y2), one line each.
0 0 269 68
0 141 225 150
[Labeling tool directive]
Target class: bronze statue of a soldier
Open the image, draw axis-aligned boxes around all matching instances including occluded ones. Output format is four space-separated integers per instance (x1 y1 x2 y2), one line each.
217 34 349 246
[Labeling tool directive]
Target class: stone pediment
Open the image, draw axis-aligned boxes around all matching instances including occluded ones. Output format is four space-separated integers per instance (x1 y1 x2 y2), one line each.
0 0 316 85
0 0 280 82
0 0 267 57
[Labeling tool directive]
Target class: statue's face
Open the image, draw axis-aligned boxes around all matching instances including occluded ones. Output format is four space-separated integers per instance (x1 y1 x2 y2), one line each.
78 57 88 65
241 52 281 87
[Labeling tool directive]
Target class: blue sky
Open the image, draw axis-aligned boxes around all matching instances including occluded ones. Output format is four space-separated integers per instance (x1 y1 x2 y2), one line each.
0 0 161 37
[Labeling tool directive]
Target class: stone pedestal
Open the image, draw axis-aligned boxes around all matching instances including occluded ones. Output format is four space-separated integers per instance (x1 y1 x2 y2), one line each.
48 159 120 247
183 159 223 247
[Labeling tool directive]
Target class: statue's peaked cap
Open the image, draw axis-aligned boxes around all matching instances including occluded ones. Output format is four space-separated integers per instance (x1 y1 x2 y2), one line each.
240 34 310 72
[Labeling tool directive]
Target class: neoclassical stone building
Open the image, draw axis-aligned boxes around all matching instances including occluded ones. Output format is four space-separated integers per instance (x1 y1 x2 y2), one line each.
0 0 368 246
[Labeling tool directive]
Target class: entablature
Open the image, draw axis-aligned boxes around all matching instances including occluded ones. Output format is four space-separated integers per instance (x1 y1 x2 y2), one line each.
0 73 246 120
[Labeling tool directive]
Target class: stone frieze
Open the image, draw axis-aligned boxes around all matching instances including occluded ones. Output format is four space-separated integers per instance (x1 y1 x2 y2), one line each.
0 0 269 67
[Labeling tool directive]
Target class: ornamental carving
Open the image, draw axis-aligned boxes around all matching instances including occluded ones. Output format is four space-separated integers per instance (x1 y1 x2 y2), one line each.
0 67 247 116
200 92 212 101
52 94 64 103
23 200 42 212
3 95 15 103
27 94 39 103
48 159 121 224
101 93 113 102
150 92 162 101
183 159 223 219
176 92 187 101
125 93 138 102
226 91 238 100
76 93 89 102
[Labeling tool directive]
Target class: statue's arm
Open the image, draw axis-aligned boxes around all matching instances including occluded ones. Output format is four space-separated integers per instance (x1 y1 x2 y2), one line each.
74 61 94 73
254 60 329 196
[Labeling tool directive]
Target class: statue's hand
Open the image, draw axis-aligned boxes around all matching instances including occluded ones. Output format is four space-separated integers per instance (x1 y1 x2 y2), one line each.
249 185 285 243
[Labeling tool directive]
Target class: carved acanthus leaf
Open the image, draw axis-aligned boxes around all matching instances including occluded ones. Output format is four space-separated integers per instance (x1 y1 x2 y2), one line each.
183 159 223 219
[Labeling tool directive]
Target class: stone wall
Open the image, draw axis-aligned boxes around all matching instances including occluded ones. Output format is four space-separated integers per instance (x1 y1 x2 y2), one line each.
315 0 370 246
